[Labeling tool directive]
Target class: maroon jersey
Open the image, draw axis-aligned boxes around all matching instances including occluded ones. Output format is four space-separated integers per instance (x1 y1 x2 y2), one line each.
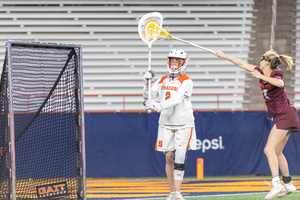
255 67 293 117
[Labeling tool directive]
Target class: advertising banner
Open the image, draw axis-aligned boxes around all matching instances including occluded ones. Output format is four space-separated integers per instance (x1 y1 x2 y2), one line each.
85 112 300 177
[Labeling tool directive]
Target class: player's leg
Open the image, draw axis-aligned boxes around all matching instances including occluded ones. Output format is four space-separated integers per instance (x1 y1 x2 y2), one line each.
274 130 297 198
173 127 196 200
155 125 176 199
174 149 186 192
165 151 175 193
275 130 290 176
264 124 289 177
264 124 289 200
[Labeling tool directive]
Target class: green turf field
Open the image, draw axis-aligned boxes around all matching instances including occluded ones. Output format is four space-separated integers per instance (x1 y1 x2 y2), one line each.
149 192 300 200
195 192 299 200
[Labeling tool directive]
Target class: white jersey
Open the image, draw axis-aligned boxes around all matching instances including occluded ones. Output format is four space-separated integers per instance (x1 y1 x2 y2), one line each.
150 74 195 128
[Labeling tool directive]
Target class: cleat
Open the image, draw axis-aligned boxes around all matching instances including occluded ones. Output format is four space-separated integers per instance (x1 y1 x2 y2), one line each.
173 192 185 200
166 192 174 200
278 181 297 198
265 183 284 200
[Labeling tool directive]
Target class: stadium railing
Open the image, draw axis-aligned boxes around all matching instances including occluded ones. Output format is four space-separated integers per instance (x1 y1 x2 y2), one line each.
82 92 299 113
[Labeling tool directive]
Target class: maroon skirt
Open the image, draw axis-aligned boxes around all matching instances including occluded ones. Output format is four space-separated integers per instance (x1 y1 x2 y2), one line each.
274 106 299 132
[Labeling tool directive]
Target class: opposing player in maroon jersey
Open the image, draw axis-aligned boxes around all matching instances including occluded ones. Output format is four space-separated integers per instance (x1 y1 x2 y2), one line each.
214 50 298 200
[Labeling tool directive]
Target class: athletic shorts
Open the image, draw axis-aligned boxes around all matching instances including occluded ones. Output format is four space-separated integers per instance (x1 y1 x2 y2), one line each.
155 125 197 152
274 106 299 132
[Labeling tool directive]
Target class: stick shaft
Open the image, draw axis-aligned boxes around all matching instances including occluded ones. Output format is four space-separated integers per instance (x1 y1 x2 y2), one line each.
147 44 152 113
171 36 215 53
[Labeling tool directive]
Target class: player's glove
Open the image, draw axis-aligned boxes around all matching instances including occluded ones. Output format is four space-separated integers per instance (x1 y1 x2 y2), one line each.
143 70 156 84
144 100 161 112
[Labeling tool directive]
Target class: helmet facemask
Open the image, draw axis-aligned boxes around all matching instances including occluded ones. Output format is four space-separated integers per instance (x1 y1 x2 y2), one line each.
166 49 188 81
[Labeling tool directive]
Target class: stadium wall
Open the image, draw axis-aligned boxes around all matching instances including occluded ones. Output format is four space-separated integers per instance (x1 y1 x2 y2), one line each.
85 112 300 178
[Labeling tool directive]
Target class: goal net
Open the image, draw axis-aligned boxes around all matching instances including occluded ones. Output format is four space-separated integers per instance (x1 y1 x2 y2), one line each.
0 41 86 200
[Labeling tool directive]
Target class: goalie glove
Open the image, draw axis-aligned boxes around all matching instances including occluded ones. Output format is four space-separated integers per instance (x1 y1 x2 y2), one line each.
143 70 156 84
144 100 161 112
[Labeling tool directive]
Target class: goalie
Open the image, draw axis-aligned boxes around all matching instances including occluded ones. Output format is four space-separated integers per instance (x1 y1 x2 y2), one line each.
143 49 197 200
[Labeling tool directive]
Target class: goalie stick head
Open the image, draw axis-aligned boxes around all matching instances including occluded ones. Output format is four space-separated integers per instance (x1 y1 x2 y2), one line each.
167 49 188 80
138 12 164 46
146 22 171 40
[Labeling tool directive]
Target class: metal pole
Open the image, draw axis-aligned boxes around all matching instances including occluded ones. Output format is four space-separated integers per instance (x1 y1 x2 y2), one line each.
147 43 152 113
270 0 277 50
7 40 16 200
77 46 87 200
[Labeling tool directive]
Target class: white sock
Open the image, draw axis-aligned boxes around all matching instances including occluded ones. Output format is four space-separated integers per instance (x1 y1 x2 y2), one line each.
272 176 280 185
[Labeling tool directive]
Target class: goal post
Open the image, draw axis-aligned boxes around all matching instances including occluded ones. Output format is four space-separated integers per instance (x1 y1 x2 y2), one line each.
0 50 11 200
0 40 86 200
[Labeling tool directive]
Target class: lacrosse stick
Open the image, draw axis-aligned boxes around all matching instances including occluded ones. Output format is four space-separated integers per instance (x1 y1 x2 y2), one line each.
138 12 163 113
145 22 214 53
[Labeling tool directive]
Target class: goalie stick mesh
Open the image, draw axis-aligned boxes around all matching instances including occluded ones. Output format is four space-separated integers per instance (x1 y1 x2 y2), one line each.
138 12 163 45
139 13 214 53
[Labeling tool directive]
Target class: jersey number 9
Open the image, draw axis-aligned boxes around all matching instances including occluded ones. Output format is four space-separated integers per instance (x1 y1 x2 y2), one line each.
165 91 171 100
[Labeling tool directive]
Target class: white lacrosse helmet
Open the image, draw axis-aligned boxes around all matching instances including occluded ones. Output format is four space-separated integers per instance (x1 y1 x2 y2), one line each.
167 49 188 78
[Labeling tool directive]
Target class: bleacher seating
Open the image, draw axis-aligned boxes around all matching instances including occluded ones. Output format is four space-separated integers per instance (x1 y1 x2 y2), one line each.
294 0 300 107
0 0 256 111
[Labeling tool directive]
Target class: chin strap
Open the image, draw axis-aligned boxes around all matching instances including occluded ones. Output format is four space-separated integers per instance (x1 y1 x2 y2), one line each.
169 73 175 81
168 73 182 82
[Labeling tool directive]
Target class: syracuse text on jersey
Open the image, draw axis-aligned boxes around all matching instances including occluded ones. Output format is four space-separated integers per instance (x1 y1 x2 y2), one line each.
161 85 178 91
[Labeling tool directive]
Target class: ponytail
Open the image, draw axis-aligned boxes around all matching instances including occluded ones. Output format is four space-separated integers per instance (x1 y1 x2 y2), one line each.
279 54 293 70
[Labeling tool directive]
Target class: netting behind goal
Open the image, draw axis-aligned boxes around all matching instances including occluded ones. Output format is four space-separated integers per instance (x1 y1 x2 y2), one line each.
0 41 85 200
0 51 10 199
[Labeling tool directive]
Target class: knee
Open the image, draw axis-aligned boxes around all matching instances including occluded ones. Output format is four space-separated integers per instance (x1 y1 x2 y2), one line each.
264 146 281 155
166 157 174 166
275 149 283 157
174 149 187 171
165 153 174 166
264 146 272 157
264 146 283 158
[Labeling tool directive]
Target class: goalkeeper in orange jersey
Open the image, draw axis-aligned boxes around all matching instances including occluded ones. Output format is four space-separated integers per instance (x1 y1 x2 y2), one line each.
143 49 197 200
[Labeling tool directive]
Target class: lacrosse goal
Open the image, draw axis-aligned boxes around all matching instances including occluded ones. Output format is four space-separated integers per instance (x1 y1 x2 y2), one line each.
0 40 86 200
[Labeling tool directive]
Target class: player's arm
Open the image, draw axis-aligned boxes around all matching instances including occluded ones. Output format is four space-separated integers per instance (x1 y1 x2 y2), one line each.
251 69 284 88
145 80 192 112
143 70 158 100
143 71 160 112
214 51 256 72
145 87 187 113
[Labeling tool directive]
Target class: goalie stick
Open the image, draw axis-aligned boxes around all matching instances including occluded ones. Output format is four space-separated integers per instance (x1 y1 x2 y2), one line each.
143 17 214 53
138 12 163 113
